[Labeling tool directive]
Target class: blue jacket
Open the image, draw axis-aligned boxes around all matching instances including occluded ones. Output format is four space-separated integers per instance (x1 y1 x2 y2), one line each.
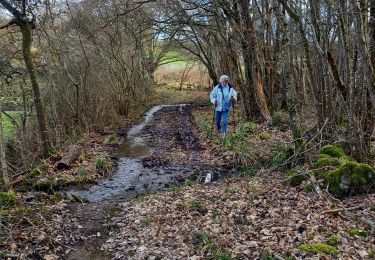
210 83 238 112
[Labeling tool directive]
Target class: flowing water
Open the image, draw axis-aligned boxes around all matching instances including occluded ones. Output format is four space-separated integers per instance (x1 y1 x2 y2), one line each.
66 104 219 259
72 105 189 203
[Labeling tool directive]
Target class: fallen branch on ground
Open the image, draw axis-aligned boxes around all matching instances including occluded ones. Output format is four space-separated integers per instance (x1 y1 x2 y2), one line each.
321 206 363 214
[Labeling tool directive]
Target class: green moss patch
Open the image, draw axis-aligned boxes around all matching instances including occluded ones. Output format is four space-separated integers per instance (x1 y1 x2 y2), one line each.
299 243 339 255
33 177 94 192
19 169 41 189
18 163 51 191
316 145 375 198
316 154 342 168
320 145 347 158
321 161 375 198
326 235 339 246
348 229 368 238
304 183 314 193
0 190 16 209
286 170 305 187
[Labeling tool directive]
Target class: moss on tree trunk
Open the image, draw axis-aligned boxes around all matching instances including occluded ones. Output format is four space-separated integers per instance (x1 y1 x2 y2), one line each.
21 22 53 157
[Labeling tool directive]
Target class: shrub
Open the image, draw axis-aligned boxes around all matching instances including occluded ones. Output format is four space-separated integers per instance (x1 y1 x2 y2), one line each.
0 190 16 209
33 178 55 191
19 169 41 190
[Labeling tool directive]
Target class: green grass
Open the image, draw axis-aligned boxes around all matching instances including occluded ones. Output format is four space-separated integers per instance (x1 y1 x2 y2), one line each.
0 190 16 209
299 243 339 255
190 199 205 210
348 229 368 238
160 51 188 69
2 111 22 139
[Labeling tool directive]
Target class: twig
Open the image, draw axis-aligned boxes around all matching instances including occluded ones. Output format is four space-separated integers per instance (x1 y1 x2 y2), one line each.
52 238 77 251
267 120 329 173
321 206 362 214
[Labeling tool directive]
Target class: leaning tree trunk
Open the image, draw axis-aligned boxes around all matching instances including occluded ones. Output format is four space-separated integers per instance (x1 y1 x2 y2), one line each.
0 105 10 189
21 22 53 156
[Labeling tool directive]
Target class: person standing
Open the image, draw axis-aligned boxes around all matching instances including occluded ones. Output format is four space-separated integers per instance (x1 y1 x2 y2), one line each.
210 75 238 135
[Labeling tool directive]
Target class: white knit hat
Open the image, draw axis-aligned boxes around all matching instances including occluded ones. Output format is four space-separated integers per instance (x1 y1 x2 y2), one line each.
219 75 229 82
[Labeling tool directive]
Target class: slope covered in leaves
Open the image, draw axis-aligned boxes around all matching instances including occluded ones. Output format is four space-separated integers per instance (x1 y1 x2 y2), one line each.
102 172 375 259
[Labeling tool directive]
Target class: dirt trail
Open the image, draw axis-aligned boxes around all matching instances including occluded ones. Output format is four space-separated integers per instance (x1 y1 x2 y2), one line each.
66 104 221 259
52 103 374 259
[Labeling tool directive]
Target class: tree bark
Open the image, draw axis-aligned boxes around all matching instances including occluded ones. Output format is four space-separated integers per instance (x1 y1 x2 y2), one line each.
0 106 10 189
20 22 53 156
238 0 272 121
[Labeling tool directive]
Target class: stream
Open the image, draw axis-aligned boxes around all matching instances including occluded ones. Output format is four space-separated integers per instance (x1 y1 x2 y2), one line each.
71 104 204 203
66 103 222 259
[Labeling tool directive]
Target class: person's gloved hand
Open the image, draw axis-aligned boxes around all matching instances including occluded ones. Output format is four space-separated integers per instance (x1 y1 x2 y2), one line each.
214 101 218 107
230 97 235 104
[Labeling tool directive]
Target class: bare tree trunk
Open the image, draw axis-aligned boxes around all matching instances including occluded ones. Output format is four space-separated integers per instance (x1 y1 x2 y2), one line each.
238 0 272 121
350 0 375 158
279 0 324 128
20 22 53 156
0 106 10 189
275 0 304 162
